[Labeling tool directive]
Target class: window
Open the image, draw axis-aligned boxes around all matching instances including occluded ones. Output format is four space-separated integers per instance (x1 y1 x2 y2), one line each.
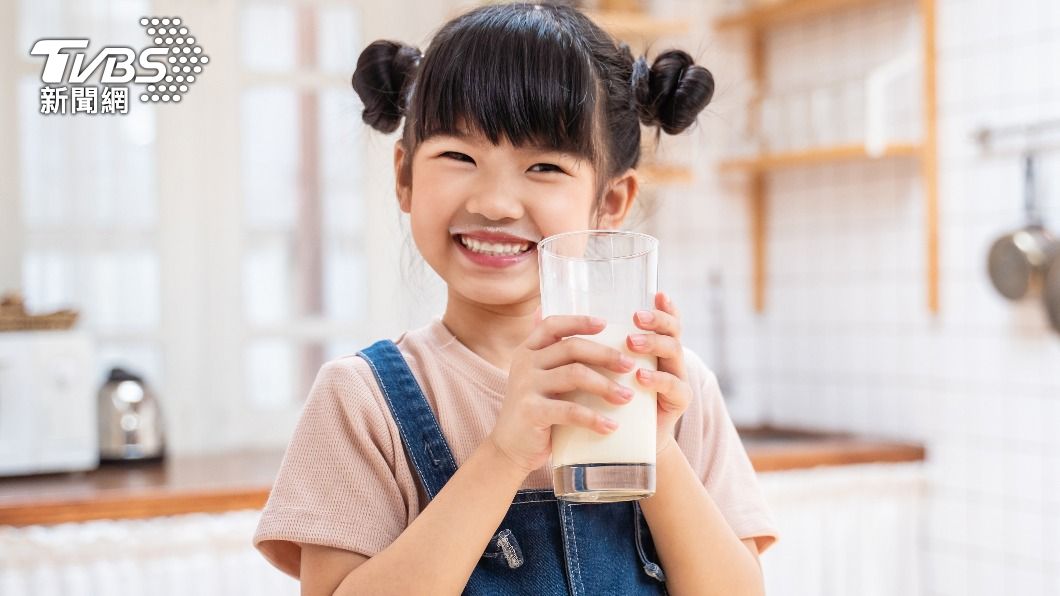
238 3 364 410
14 0 165 386
5 0 378 452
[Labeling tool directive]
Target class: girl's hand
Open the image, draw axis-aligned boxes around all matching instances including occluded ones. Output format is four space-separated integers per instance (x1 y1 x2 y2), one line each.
628 292 692 454
488 313 638 476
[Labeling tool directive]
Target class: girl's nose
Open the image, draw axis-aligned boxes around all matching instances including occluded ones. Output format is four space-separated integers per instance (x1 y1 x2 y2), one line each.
464 188 526 221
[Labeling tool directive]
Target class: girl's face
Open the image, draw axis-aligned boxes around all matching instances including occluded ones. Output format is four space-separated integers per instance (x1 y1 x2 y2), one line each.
394 130 637 310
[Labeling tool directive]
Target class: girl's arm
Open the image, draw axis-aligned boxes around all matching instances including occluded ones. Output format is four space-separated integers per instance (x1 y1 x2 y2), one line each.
638 439 765 596
304 437 527 596
627 294 765 596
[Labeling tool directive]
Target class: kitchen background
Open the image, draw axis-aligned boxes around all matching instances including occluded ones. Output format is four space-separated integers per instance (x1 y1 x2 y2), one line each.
1 0 1058 594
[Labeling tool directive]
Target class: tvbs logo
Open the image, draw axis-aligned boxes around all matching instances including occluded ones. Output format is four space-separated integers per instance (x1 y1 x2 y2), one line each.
31 39 168 84
31 17 208 115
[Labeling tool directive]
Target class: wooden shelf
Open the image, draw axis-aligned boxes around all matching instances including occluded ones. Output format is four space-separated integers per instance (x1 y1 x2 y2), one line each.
739 425 925 472
719 143 922 172
715 0 879 31
714 0 939 315
640 163 694 185
587 10 691 40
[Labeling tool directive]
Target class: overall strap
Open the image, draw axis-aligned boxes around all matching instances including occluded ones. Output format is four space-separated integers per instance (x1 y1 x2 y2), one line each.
357 339 459 500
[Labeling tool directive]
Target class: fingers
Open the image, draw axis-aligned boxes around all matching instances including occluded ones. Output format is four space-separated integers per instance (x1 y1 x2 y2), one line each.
657 291 679 320
526 314 605 350
535 397 619 435
535 336 636 374
632 292 680 337
629 293 687 379
538 363 634 406
626 332 683 361
635 368 692 415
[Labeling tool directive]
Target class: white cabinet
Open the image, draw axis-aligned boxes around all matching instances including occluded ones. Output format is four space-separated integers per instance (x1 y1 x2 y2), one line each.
759 462 927 596
0 510 297 596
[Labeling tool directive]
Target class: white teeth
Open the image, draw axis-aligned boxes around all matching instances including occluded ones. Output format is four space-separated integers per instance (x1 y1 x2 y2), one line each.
459 235 530 256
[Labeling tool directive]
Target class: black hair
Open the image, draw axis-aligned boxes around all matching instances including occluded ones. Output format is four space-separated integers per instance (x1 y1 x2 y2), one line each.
352 2 714 194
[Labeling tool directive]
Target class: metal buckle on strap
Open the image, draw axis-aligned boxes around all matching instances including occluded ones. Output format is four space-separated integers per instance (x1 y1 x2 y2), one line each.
482 528 524 569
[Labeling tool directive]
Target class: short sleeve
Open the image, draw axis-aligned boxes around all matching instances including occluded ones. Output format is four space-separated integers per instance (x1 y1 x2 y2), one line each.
674 348 779 555
253 358 414 579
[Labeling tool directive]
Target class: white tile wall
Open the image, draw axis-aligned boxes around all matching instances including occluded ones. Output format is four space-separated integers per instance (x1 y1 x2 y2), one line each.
661 0 1060 594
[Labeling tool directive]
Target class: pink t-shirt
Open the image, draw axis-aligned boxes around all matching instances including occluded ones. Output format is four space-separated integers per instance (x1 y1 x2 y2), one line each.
253 319 778 579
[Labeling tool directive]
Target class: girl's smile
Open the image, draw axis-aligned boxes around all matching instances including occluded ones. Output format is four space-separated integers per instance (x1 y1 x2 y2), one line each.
452 230 538 269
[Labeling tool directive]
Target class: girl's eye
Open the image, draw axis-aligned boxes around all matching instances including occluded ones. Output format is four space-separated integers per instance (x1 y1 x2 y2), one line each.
529 163 564 174
441 151 475 164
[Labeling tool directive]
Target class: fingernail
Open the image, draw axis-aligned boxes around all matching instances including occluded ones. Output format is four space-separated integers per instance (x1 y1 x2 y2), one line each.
589 316 606 327
618 355 635 369
637 368 653 381
603 417 619 431
635 310 654 324
615 386 633 400
628 335 647 347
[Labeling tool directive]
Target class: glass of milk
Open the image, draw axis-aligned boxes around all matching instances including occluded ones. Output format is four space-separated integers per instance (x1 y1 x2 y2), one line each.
537 230 658 503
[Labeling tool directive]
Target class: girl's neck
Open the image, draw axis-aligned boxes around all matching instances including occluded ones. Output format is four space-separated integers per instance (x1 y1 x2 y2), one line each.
441 289 538 373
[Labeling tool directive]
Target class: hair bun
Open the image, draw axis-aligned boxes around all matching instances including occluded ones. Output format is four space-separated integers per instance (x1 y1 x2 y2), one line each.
351 40 422 133
632 50 714 135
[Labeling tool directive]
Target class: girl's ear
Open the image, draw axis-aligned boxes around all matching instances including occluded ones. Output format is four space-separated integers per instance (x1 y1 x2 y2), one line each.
595 169 639 229
394 140 412 213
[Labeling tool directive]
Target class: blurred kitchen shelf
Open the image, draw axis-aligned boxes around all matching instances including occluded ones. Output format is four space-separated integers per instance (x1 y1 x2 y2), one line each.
714 0 880 31
639 163 694 185
738 425 926 472
587 10 691 40
719 142 922 172
714 0 939 315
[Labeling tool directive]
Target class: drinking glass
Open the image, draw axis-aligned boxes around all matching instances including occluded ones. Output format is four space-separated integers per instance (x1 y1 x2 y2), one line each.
537 230 659 502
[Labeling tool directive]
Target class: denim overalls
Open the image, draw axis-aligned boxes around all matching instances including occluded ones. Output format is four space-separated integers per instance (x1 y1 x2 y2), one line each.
358 339 669 595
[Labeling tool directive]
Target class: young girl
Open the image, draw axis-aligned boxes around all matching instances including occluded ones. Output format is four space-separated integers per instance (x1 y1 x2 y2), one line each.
254 3 778 595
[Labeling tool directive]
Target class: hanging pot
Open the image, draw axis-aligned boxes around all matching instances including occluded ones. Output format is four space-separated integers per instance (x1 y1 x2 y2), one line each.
1044 253 1060 333
987 153 1060 300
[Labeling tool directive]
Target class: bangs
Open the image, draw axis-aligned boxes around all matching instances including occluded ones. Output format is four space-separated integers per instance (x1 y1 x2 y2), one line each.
410 5 599 161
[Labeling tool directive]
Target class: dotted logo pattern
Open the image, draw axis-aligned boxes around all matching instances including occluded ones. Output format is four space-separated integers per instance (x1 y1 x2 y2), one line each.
137 17 209 103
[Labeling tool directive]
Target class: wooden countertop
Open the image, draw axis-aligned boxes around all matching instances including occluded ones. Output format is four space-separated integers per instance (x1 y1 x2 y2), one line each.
0 426 924 527
736 426 926 472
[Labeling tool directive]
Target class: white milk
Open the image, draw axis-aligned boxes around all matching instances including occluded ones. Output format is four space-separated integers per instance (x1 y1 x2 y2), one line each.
550 324 658 468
